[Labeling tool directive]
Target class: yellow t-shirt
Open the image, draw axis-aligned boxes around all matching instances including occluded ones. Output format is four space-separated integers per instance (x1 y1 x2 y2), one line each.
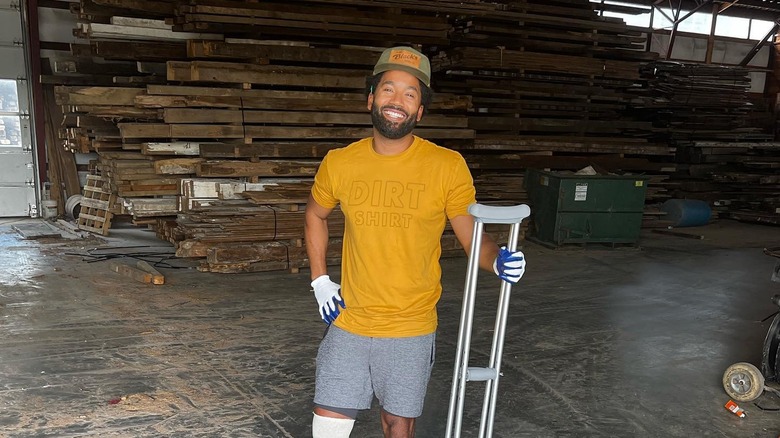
311 136 476 337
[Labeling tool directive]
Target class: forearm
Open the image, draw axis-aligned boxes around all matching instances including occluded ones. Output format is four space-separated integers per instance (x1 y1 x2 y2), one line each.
477 232 500 272
304 214 330 280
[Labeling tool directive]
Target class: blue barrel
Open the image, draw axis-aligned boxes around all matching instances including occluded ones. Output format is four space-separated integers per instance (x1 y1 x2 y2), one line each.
662 199 712 227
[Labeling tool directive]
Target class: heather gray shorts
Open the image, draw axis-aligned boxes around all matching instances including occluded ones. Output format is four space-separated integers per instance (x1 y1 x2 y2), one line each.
314 325 436 419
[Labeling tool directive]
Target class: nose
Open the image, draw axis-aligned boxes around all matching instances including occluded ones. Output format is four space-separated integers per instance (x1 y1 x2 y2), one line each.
386 89 405 107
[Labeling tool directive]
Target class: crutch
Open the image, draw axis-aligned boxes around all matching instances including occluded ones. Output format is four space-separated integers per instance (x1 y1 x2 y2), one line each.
445 203 531 438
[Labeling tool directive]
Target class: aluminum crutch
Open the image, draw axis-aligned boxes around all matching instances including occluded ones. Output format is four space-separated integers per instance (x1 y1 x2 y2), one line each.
445 203 531 438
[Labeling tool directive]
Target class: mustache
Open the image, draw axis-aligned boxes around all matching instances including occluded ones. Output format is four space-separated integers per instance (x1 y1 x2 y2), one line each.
380 104 408 117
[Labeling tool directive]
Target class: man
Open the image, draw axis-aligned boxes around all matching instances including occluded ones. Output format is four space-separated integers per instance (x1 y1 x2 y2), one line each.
304 46 526 438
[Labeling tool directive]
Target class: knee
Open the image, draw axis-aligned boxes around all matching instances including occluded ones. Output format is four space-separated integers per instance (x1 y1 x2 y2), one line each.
312 412 355 438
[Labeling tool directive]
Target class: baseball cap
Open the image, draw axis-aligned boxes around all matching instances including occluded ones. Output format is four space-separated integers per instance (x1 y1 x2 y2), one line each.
372 46 431 88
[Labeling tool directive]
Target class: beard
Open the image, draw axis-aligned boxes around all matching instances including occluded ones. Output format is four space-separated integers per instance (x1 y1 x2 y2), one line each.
371 102 418 140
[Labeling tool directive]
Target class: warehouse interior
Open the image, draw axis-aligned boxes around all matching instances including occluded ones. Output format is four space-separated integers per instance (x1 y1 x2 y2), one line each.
1 0 780 436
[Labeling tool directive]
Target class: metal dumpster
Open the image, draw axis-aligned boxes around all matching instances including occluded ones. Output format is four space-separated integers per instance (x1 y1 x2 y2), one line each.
525 169 649 247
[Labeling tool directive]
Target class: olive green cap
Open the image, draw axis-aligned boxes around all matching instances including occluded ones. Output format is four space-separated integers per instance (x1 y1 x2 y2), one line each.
372 46 431 87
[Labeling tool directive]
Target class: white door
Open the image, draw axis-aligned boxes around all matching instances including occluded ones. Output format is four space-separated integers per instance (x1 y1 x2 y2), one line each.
0 0 37 217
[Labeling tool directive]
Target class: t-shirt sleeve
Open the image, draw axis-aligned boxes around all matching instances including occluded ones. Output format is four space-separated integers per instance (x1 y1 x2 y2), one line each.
445 154 477 219
311 153 339 209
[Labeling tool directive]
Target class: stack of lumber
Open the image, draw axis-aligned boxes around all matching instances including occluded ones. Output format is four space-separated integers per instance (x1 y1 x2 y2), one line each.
49 0 775 273
633 61 778 221
167 178 338 272
669 141 780 223
635 61 763 141
429 0 672 204
51 0 478 271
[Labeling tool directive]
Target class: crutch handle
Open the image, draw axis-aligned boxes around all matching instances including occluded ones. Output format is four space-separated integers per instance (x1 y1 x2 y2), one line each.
468 203 531 225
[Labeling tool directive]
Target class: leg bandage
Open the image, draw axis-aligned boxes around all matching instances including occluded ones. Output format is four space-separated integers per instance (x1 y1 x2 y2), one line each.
312 413 355 438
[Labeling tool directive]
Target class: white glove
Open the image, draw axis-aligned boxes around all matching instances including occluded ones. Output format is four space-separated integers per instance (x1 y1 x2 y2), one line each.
311 275 345 325
492 246 526 284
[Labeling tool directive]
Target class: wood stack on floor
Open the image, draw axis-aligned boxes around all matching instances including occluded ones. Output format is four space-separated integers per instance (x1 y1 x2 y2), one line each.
633 61 779 222
429 0 673 204
45 0 776 272
52 0 478 271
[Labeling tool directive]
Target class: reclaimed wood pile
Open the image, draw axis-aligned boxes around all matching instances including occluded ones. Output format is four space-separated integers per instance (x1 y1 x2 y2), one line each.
632 61 779 222
634 61 762 142
53 0 483 272
425 0 674 205
668 141 780 224
46 0 775 272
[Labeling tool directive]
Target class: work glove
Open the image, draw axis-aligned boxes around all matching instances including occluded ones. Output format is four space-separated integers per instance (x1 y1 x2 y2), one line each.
493 246 526 284
311 275 346 325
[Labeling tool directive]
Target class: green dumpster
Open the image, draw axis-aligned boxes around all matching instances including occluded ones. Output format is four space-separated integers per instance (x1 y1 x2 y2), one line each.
525 169 649 247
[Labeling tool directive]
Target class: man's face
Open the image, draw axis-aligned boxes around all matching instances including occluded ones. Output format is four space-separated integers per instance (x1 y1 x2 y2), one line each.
367 70 424 140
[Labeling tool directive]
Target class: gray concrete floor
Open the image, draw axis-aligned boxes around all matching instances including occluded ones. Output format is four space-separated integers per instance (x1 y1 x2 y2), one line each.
0 218 779 437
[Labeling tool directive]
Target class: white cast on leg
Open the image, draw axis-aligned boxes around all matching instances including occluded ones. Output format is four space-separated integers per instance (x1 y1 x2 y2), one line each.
312 413 355 438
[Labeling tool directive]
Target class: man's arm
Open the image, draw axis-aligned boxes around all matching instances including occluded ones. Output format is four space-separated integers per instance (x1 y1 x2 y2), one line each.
305 193 334 280
450 214 500 272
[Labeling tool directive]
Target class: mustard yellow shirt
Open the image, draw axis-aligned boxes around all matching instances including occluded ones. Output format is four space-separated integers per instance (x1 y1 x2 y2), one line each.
311 136 476 337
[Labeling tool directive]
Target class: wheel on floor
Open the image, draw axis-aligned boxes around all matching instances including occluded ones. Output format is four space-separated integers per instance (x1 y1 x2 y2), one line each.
723 362 765 402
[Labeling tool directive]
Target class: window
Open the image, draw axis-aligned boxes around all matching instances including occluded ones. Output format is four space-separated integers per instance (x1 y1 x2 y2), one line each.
0 80 20 148
678 12 712 34
603 10 652 28
0 79 18 113
749 19 777 41
652 8 712 35
715 15 749 38
592 0 652 28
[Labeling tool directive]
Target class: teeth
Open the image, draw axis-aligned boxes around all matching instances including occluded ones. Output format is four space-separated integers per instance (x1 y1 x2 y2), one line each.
384 109 405 120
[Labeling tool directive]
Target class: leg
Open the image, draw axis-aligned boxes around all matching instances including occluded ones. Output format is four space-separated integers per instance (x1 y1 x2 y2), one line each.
371 333 436 437
380 409 416 438
313 326 373 436
312 407 356 438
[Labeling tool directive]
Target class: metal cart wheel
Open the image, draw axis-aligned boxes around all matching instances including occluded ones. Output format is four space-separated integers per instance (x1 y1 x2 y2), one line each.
723 362 765 402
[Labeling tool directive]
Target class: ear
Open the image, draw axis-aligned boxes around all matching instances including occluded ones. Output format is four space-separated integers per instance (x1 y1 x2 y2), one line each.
367 93 374 111
416 105 424 122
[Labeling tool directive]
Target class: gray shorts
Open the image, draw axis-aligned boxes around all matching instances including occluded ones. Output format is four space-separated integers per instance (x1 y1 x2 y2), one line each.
314 325 436 419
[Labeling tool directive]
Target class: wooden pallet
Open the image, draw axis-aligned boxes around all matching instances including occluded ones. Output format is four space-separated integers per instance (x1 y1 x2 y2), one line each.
78 174 116 236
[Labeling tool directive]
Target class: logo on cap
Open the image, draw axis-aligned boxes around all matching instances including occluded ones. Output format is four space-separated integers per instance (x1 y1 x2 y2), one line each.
389 49 421 69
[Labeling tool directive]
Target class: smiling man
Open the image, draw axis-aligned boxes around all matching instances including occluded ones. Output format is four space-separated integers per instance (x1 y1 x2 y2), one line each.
304 46 526 438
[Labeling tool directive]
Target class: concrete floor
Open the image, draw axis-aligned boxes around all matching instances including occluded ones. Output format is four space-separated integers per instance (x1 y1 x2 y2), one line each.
0 218 779 437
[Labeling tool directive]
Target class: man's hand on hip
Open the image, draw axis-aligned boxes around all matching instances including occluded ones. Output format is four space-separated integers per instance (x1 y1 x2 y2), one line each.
493 247 526 284
311 275 346 324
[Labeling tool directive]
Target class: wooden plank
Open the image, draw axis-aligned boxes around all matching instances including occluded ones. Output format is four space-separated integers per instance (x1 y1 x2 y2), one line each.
55 86 144 106
199 142 339 158
136 94 366 112
179 12 447 38
119 123 244 139
80 23 222 42
187 40 379 65
92 0 175 15
108 261 153 284
110 16 171 29
154 158 205 174
197 160 319 177
179 3 450 30
12 223 62 239
171 61 367 88
92 40 187 61
162 108 468 128
136 260 165 284
147 85 365 101
142 141 208 155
